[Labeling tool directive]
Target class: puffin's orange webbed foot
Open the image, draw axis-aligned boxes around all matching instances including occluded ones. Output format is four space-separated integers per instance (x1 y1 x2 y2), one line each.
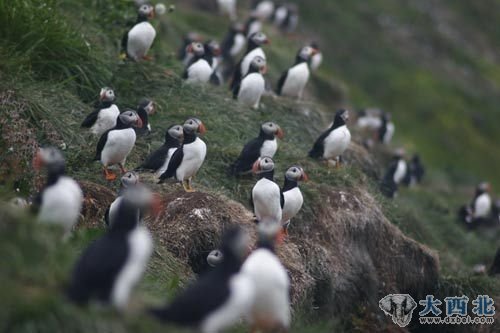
142 55 154 61
103 168 117 181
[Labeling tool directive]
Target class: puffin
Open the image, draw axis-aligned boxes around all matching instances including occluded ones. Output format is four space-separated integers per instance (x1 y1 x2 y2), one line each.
136 124 184 175
380 149 408 198
377 112 395 144
405 154 425 186
244 15 262 38
183 42 213 84
241 222 291 333
233 56 267 109
134 98 155 136
204 40 224 85
221 22 246 65
149 227 255 333
356 108 383 130
272 3 288 27
309 41 322 71
207 249 224 267
230 122 284 176
281 165 308 236
95 110 143 181
274 3 298 33
309 109 351 167
217 0 237 20
230 32 269 91
466 182 493 223
158 118 207 192
67 185 160 309
251 0 275 20
179 32 203 66
276 45 318 99
121 3 156 61
81 87 120 136
32 147 83 236
104 171 140 228
251 157 283 230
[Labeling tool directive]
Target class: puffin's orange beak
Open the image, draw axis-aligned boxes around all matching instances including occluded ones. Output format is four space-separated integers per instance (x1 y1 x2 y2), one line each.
135 117 144 128
252 160 261 174
198 123 207 135
99 92 106 101
186 44 193 53
149 9 155 19
151 193 163 217
33 150 43 171
276 127 284 139
301 172 309 182
264 38 270 45
260 65 268 74
213 47 221 56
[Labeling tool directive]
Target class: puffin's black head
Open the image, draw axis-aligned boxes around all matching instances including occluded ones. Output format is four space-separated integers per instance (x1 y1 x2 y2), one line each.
252 156 275 174
207 249 224 267
285 165 309 182
220 226 250 263
138 3 155 20
165 124 184 142
310 41 320 50
99 87 116 102
118 110 143 128
333 109 349 127
296 45 318 63
261 121 284 139
138 98 155 115
249 32 269 46
186 42 205 57
33 146 66 174
121 171 139 188
477 182 491 195
183 118 207 135
249 56 267 74
204 40 221 57
230 21 245 33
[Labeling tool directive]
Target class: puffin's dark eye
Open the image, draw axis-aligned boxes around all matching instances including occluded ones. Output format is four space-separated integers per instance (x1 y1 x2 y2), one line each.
293 168 297 172
269 124 273 127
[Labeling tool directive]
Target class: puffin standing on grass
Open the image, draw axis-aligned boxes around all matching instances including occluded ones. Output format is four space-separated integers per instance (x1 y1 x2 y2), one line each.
178 32 203 65
281 165 308 236
184 42 213 84
150 227 255 333
251 0 275 20
32 147 83 236
233 56 267 109
104 171 140 227
134 98 155 136
158 118 207 192
221 22 246 65
136 124 184 175
67 185 160 309
81 87 120 136
230 122 284 176
309 109 351 168
380 149 408 198
121 3 156 61
276 45 318 99
95 110 143 181
466 182 493 223
230 32 269 90
377 112 395 144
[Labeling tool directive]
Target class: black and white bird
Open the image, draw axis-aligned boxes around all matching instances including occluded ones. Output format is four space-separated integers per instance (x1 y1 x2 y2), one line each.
276 45 318 99
217 0 237 20
136 124 184 175
251 0 275 20
241 222 291 332
233 56 267 109
466 182 493 223
404 154 425 186
244 15 263 38
221 22 246 65
158 118 207 192
309 41 322 71
281 165 308 235
207 249 224 267
104 171 140 227
67 185 160 309
95 110 143 181
150 227 255 333
179 32 203 66
251 157 283 230
32 147 83 236
309 109 351 167
204 40 224 85
121 3 156 61
183 42 214 84
377 112 395 144
230 122 284 176
380 149 408 198
230 32 269 91
274 3 298 33
81 87 120 136
134 98 155 136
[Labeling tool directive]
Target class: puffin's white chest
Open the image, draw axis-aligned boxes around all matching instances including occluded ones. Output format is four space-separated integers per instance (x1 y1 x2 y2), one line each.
176 138 207 181
101 128 137 166
259 139 277 158
383 123 395 143
282 187 303 223
356 115 381 130
156 147 178 177
241 249 290 328
253 1 275 20
217 0 237 19
393 159 407 184
111 226 153 309
127 22 156 61
247 21 262 37
200 273 255 333
252 178 282 224
230 34 246 57
91 104 120 136
241 48 266 76
323 125 351 159
238 73 265 109
274 6 288 25
310 52 323 71
186 59 213 84
474 193 492 218
37 177 83 232
280 62 310 99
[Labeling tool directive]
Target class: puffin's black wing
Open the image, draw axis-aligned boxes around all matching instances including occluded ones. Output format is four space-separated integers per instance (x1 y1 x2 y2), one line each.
276 69 289 96
67 234 128 304
121 30 129 55
229 59 243 90
308 129 330 159
104 205 111 227
232 78 242 99
380 162 398 198
210 72 221 86
280 191 285 209
230 137 262 175
81 110 100 128
149 270 230 326
158 146 184 182
137 145 170 171
94 131 110 161
134 109 149 136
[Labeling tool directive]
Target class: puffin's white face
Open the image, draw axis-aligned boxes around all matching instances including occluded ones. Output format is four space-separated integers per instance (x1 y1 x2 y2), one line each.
298 46 318 61
33 146 65 170
252 156 274 174
121 171 139 188
167 125 184 140
119 110 142 128
261 122 284 139
250 32 269 45
99 87 115 102
285 165 308 182
250 56 267 74
139 99 155 114
187 42 205 56
335 109 349 122
206 40 221 56
478 182 491 193
183 118 206 134
139 4 155 19
207 249 224 267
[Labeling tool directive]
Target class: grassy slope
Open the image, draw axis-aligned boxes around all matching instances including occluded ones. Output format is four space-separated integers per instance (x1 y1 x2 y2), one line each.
1 0 500 332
